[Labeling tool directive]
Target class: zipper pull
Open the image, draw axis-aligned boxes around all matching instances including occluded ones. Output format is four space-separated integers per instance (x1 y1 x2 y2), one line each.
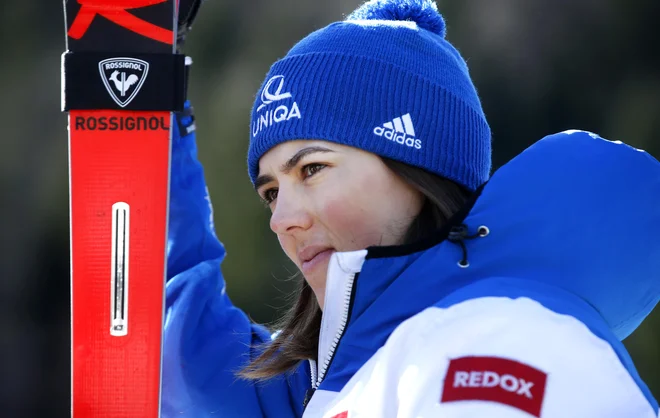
302 388 316 410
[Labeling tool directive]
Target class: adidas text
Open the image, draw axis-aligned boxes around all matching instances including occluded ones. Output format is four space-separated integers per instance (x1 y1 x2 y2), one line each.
373 113 422 149
373 126 422 149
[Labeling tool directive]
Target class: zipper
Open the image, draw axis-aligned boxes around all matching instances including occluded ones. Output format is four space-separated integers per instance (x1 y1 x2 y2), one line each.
313 271 359 389
302 360 317 410
308 359 318 389
303 272 358 411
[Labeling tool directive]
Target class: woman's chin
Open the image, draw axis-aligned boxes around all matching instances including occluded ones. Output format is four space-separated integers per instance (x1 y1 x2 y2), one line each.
301 250 334 298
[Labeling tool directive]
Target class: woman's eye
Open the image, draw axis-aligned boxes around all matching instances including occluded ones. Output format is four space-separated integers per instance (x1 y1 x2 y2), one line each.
262 188 278 204
302 163 326 178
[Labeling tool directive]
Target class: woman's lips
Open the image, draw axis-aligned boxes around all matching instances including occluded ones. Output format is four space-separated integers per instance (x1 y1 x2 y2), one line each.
301 249 334 275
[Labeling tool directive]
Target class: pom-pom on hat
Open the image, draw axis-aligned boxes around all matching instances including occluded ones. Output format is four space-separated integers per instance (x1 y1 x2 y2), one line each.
247 0 491 191
347 0 447 35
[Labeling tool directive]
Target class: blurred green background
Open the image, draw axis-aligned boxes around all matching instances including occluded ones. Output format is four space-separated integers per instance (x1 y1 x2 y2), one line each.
0 0 658 416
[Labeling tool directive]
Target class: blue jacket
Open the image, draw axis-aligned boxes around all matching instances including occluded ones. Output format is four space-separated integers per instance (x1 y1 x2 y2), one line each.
161 104 660 417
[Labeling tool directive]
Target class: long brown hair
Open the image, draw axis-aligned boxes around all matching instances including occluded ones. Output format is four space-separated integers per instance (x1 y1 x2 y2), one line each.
238 157 471 380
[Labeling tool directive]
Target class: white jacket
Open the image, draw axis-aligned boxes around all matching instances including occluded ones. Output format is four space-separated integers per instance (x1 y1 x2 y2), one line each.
314 297 657 418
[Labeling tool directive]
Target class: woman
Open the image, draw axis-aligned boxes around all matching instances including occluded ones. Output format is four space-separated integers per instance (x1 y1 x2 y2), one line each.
162 1 660 417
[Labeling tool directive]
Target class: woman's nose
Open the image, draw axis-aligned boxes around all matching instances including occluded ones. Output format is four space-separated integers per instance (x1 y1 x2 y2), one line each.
269 188 313 234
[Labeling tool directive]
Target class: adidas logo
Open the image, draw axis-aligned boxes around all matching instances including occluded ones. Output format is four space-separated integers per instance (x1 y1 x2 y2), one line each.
373 113 422 149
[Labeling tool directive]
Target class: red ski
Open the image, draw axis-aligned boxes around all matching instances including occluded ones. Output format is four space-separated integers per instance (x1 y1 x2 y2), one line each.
62 1 186 416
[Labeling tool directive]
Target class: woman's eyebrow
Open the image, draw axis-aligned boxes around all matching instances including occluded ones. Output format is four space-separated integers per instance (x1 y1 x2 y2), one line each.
254 146 335 191
280 146 334 174
254 174 274 191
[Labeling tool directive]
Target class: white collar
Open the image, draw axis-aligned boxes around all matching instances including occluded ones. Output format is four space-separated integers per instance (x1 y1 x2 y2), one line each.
314 250 367 388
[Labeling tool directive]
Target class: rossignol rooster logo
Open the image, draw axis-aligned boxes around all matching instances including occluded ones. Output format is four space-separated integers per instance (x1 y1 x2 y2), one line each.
98 58 150 108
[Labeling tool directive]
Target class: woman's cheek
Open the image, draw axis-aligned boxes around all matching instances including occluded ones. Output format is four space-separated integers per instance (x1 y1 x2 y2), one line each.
319 193 383 249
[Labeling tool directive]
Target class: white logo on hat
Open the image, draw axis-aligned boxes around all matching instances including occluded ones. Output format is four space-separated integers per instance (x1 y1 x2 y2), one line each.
253 75 302 137
373 113 422 149
257 75 292 111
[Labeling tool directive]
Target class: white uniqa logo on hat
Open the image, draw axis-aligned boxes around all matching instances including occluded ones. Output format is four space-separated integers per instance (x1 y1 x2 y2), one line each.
252 75 301 137
373 113 422 149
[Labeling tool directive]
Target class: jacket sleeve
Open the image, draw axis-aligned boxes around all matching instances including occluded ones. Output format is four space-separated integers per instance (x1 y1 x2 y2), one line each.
160 102 311 418
320 297 658 418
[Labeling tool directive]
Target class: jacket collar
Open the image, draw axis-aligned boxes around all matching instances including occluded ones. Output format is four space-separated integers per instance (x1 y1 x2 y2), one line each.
314 185 484 390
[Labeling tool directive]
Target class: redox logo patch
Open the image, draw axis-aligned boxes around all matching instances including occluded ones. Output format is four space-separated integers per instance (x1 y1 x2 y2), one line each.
98 58 150 108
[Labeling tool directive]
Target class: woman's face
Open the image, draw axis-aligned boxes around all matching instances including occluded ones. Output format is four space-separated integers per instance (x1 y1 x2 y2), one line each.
256 140 424 308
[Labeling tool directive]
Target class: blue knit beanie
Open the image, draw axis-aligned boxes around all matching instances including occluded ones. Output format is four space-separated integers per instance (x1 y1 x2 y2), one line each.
247 0 491 191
